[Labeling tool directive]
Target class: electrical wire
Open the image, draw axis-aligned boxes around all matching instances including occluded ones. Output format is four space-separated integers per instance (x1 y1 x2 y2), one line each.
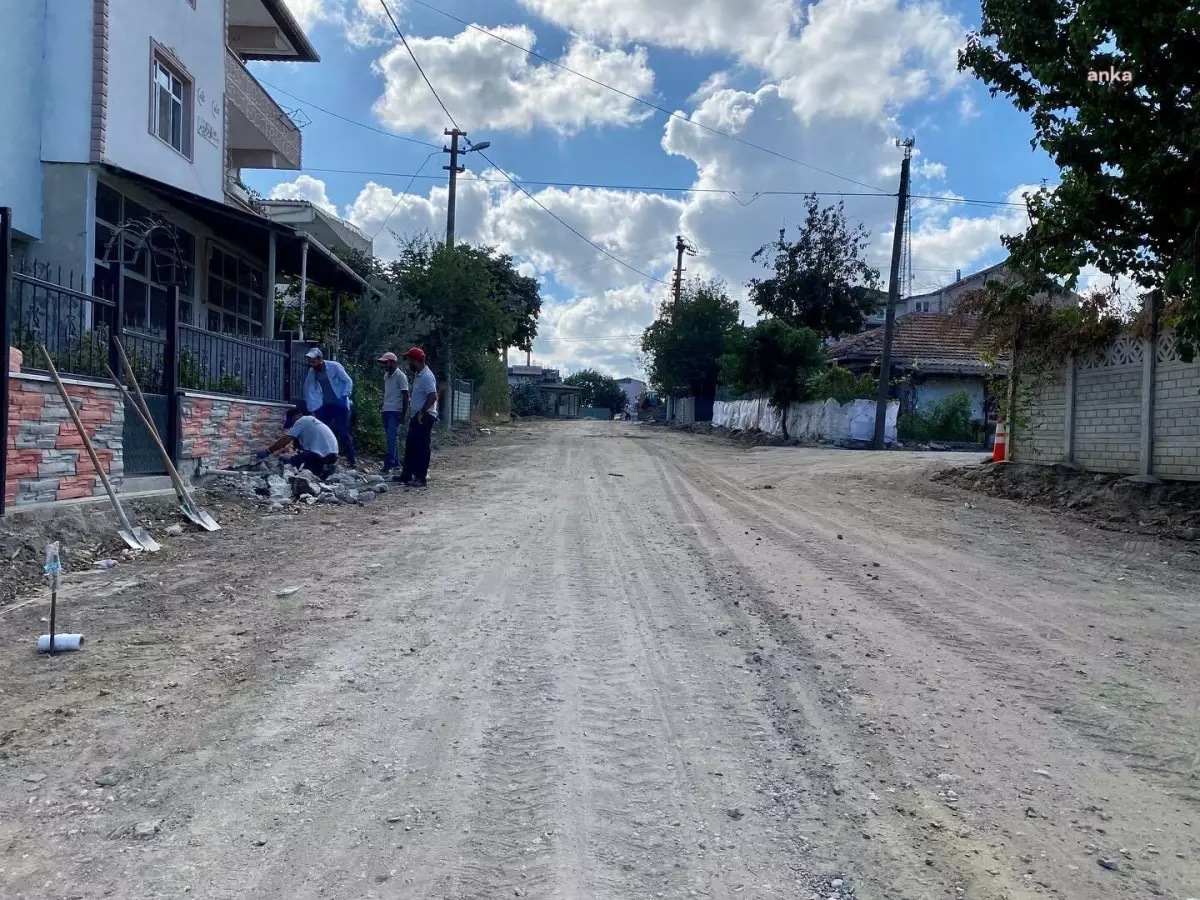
371 151 440 239
378 0 461 130
300 166 1030 209
473 148 670 285
256 79 441 149
404 0 888 194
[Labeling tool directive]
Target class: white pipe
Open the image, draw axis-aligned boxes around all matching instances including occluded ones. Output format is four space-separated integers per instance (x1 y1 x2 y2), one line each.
38 634 84 653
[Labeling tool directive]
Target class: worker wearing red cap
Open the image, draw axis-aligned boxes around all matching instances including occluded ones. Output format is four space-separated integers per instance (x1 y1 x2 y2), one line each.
377 351 410 475
396 347 438 487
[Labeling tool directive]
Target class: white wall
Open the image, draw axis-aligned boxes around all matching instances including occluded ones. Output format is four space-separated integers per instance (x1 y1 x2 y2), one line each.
104 0 226 201
40 0 93 165
915 377 986 420
0 2 46 238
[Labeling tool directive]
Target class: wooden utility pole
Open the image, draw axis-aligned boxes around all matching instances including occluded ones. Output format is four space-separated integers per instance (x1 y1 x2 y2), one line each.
443 128 466 431
872 138 914 450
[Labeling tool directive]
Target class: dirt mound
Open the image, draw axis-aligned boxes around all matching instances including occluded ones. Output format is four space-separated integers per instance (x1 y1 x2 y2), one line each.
933 461 1200 540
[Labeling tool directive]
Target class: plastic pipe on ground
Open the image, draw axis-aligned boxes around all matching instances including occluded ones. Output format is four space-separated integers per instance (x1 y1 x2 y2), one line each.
37 634 84 653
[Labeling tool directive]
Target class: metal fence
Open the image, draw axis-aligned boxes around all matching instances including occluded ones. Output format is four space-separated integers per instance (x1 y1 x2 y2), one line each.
8 261 118 379
179 324 290 402
451 378 472 422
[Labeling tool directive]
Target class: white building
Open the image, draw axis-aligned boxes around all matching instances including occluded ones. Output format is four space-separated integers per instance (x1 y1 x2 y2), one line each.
0 0 368 339
865 261 1010 326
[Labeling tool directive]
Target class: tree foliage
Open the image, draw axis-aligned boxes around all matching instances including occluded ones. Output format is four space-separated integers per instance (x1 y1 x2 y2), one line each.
563 368 627 413
719 319 825 440
748 194 883 338
640 278 740 397
509 380 553 417
806 365 879 405
958 0 1200 353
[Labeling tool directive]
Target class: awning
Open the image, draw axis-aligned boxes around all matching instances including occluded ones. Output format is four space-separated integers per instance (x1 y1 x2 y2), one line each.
101 166 370 296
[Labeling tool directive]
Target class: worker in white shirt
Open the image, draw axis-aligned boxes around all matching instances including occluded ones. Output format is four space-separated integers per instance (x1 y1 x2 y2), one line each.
378 351 410 475
258 408 340 480
396 347 438 488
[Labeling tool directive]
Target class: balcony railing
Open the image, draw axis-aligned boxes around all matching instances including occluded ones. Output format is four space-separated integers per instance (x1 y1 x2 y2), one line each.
225 47 302 170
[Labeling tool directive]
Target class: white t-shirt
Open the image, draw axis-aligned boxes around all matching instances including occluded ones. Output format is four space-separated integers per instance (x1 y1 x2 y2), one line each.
409 365 439 419
382 368 410 412
286 415 339 457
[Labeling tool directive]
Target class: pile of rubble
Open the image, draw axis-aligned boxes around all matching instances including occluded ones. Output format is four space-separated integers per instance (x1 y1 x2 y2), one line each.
205 465 391 509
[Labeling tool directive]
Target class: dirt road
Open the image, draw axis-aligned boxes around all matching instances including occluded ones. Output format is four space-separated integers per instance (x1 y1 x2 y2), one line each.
2 420 1198 900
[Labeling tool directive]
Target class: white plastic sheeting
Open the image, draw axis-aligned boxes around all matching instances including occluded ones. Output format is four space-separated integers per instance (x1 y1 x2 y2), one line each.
712 397 899 443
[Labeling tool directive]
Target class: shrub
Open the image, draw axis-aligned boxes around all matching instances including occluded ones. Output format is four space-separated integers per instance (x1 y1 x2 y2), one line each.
897 389 976 442
478 356 511 418
806 365 878 404
509 380 552 416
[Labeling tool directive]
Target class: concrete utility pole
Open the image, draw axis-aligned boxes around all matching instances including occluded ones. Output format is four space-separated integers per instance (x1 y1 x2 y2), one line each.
443 128 466 430
444 128 465 247
673 235 687 307
871 138 914 450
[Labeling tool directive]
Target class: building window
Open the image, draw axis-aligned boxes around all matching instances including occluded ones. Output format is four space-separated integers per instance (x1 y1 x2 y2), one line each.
207 247 266 337
93 181 197 331
151 53 192 158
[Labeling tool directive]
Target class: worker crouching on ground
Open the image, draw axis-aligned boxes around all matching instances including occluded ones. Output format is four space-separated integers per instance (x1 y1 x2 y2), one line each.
258 408 341 480
378 351 410 476
395 347 438 489
302 347 357 469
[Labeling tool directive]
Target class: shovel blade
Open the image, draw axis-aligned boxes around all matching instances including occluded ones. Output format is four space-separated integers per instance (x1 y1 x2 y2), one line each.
180 498 221 531
117 529 143 552
131 527 160 552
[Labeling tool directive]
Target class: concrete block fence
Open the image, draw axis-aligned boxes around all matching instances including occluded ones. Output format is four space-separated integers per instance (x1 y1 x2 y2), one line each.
1015 329 1200 480
4 373 125 507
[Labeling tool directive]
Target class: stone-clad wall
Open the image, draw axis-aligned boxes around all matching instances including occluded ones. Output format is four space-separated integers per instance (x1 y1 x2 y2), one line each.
179 392 292 475
4 373 125 507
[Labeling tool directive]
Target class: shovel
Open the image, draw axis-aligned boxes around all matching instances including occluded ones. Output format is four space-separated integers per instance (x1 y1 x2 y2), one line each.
106 348 220 532
40 347 160 552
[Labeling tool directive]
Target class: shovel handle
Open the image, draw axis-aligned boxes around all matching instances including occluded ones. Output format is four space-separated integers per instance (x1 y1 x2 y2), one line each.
39 347 134 532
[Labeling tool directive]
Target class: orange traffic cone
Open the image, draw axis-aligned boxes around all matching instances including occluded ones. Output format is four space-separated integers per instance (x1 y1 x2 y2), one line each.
993 419 1008 462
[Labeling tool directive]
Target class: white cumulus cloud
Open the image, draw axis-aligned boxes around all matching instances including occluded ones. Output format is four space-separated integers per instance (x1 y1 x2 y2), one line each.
269 174 338 215
372 26 655 137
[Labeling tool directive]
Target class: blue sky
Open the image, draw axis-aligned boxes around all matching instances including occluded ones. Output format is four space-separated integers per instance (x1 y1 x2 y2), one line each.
255 0 1066 377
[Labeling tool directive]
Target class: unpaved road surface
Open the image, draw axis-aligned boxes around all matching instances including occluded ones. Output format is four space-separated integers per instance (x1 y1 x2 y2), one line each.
2 420 1198 900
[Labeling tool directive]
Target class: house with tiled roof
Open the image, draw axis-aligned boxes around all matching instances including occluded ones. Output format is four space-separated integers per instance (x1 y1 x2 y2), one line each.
826 313 1009 422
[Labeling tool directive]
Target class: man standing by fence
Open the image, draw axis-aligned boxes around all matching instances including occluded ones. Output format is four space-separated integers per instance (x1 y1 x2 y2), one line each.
302 347 356 470
378 351 410 476
396 347 437 489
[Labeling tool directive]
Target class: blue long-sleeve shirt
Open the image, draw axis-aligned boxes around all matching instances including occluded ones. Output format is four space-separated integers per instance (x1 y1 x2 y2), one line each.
302 360 353 413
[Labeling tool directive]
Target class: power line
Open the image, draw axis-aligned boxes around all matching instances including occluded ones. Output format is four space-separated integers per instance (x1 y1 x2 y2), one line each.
473 148 670 286
299 166 1029 209
403 0 888 194
378 0 461 130
371 151 439 239
256 80 441 149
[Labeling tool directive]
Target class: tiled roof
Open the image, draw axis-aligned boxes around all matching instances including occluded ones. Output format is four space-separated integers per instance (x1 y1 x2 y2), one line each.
827 313 1009 374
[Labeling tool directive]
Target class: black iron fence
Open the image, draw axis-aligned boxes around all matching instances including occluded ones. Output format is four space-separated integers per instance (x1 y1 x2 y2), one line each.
8 261 118 379
179 325 290 402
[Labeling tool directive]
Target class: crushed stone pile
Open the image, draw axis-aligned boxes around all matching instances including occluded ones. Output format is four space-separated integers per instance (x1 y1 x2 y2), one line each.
205 465 391 510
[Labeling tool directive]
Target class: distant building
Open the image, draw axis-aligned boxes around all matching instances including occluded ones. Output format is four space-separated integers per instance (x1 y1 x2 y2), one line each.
507 365 581 417
616 377 646 412
865 261 1009 326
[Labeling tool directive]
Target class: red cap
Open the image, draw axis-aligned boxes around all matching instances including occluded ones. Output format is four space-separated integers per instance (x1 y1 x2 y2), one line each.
403 347 425 362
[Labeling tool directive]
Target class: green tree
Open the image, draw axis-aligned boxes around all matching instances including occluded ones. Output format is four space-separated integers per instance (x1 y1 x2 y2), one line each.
640 278 740 398
958 0 1200 354
749 194 882 339
564 368 627 413
719 319 825 440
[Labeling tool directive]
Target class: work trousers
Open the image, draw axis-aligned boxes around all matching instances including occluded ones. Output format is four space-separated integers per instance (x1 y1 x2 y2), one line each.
314 403 356 468
400 413 435 483
288 451 338 481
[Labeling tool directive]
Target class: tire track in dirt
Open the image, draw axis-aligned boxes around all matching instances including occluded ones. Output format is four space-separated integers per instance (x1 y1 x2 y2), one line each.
665 444 1200 809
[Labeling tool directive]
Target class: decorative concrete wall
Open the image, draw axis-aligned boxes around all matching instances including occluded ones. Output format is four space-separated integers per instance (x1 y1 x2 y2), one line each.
5 373 124 507
179 392 291 474
1014 330 1200 480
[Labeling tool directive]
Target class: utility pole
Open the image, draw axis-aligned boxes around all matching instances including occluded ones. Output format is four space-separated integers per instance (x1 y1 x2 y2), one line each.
444 128 465 247
871 138 914 450
673 235 687 307
443 128 466 431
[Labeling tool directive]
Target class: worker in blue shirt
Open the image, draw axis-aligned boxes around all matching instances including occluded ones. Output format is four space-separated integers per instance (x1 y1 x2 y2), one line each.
302 347 356 469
